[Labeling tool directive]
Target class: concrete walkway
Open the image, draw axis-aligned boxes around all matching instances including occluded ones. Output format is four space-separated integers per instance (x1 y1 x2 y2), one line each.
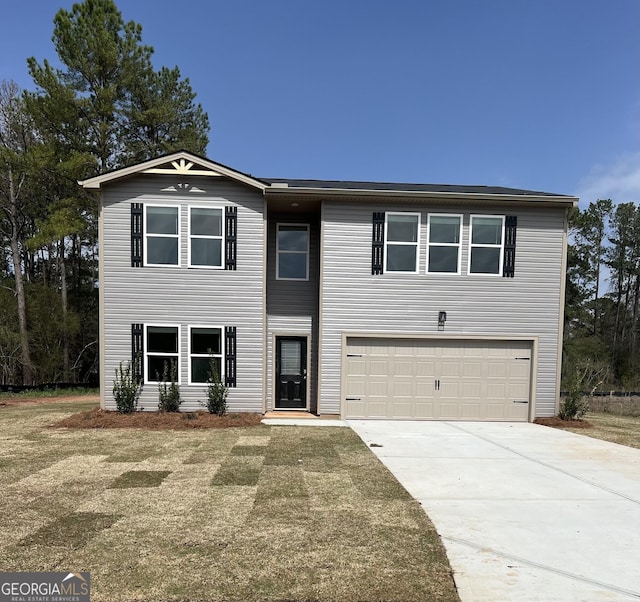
348 420 640 602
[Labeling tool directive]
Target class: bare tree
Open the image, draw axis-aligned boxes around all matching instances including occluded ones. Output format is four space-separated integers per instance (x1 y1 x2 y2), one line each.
0 80 35 384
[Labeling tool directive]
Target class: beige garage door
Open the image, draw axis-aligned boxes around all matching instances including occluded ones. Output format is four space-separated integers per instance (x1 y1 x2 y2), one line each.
344 338 532 421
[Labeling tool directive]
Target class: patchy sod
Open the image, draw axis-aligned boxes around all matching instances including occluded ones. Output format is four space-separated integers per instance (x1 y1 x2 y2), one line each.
0 400 459 602
110 470 172 488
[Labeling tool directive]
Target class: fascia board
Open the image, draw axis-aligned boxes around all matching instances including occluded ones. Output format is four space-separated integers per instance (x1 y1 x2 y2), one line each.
264 186 579 208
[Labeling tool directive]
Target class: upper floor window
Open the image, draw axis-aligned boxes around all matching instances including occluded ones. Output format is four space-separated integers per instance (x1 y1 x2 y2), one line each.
189 207 223 268
277 224 309 280
469 215 505 275
385 212 420 273
145 206 179 266
145 325 180 383
189 326 223 384
427 214 462 274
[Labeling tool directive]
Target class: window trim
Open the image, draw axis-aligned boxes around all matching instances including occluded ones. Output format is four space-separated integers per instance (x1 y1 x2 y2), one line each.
143 204 180 267
468 214 505 276
276 223 310 281
188 205 225 269
188 325 225 385
426 213 463 275
144 324 181 384
384 211 421 274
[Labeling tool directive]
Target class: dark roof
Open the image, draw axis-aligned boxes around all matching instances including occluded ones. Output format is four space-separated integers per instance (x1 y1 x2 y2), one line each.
259 177 568 197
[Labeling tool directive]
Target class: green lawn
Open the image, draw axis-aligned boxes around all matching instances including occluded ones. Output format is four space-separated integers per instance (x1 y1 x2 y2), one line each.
0 401 458 602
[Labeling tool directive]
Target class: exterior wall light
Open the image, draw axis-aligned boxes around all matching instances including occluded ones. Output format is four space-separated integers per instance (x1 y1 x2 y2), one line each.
438 311 447 331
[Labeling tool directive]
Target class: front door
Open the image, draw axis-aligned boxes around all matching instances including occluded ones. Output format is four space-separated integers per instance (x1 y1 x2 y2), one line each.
275 336 307 410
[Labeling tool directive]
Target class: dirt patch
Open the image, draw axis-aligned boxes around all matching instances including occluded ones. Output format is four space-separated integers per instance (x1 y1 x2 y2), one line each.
534 416 592 429
0 394 99 407
51 407 264 430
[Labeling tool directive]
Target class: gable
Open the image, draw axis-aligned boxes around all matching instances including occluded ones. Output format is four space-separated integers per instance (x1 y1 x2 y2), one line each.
79 151 267 192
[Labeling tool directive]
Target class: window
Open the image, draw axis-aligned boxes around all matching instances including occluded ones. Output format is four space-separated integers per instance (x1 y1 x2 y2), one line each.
145 206 179 266
189 327 223 384
277 224 309 280
385 212 420 273
469 215 505 275
189 207 223 268
145 325 180 383
427 214 462 274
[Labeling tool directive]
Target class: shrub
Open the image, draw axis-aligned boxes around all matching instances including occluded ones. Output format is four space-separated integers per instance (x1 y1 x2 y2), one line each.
112 360 142 413
559 364 606 421
157 362 182 412
201 359 228 416
559 387 589 421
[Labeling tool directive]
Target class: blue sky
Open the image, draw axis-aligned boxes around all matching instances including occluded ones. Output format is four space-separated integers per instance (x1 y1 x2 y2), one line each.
2 0 639 205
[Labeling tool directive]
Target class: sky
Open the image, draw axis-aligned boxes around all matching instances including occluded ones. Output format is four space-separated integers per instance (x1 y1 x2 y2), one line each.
1 0 639 205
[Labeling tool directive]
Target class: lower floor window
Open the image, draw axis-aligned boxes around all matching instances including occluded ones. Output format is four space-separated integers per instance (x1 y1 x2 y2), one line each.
140 324 233 386
146 325 179 382
190 326 223 383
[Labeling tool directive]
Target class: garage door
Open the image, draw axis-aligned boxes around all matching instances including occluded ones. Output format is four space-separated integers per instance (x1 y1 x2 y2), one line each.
344 338 531 421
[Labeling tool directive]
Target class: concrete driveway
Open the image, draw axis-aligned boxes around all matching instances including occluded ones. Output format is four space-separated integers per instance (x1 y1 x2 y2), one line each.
348 420 640 602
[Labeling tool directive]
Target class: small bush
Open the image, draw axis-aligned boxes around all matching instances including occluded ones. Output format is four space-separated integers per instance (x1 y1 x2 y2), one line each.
112 360 142 413
157 362 182 412
559 390 589 421
559 364 606 420
201 359 228 416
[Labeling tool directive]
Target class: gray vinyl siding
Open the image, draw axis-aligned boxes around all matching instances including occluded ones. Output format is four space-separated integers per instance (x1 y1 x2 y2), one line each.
266 214 320 411
100 174 265 412
319 200 566 418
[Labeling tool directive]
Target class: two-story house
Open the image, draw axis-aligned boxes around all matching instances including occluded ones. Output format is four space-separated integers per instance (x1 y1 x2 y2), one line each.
81 151 577 421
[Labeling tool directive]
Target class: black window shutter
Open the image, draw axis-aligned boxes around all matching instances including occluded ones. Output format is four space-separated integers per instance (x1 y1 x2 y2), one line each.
225 326 237 387
372 211 385 275
131 203 143 267
131 323 144 383
225 206 237 270
503 216 517 278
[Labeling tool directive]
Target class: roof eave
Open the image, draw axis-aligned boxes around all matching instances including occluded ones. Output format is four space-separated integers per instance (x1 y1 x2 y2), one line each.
264 186 579 207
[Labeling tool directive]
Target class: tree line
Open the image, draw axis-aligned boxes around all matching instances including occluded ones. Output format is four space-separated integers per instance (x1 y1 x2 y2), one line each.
0 0 209 385
565 199 640 391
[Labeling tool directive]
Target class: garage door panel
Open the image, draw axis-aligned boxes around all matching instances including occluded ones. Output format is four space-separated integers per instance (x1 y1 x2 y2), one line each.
370 359 390 376
415 360 436 376
346 358 366 376
486 403 507 419
368 379 389 397
487 362 507 377
392 402 413 418
346 379 366 397
415 401 435 418
393 380 414 397
394 360 414 376
367 401 388 418
487 382 507 398
439 402 460 419
461 403 481 419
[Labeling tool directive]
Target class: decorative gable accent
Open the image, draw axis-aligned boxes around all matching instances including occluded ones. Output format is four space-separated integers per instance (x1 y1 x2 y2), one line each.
503 215 517 278
143 158 224 177
225 206 237 270
225 327 237 387
371 212 385 275
131 203 143 267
